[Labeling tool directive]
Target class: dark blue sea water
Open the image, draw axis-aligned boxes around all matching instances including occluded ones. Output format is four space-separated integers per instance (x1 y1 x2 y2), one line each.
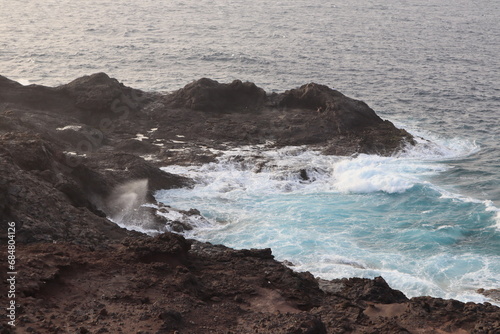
2 0 498 304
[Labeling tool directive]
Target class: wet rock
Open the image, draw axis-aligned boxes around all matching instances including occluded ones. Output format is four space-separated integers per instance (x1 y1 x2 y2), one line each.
478 288 500 302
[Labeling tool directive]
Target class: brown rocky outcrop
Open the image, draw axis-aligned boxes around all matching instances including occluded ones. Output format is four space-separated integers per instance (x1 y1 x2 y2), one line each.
1 235 498 333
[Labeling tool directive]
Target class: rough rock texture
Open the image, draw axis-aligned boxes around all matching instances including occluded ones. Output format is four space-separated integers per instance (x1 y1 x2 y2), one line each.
1 74 498 333
0 74 190 244
165 78 267 112
1 235 499 333
159 79 414 156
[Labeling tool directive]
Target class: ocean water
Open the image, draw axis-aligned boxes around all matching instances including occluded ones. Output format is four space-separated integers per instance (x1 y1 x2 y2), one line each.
2 0 499 304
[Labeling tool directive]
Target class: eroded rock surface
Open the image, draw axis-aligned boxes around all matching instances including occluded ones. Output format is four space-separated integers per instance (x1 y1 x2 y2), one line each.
1 235 498 333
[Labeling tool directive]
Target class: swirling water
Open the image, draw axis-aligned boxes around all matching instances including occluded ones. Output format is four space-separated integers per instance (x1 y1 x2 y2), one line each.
2 0 499 303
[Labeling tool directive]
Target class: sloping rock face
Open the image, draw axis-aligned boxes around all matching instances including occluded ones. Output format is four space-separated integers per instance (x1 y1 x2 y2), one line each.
0 132 189 245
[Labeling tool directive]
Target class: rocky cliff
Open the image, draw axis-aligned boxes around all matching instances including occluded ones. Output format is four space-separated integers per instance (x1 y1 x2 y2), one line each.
1 74 498 333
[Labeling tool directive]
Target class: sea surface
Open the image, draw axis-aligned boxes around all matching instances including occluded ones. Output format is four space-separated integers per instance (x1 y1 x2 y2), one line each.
2 0 499 304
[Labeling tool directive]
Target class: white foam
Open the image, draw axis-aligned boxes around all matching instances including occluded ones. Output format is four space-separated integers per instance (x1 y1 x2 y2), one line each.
56 125 82 131
18 78 31 86
63 151 86 157
109 217 161 236
161 143 457 197
395 122 481 160
331 155 418 194
434 188 500 230
134 133 148 141
140 154 158 161
485 202 500 230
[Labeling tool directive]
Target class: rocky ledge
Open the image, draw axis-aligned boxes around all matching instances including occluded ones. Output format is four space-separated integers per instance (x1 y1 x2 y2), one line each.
1 74 498 333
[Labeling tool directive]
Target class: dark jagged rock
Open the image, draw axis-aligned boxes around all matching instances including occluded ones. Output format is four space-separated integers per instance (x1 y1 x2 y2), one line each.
165 78 267 112
333 276 409 304
159 78 413 155
276 82 383 130
122 232 191 264
57 72 125 112
0 133 189 244
56 72 148 124
0 74 414 160
0 153 130 245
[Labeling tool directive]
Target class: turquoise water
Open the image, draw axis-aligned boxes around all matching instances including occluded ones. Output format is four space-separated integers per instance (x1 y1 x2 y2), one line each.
2 0 498 303
157 139 500 304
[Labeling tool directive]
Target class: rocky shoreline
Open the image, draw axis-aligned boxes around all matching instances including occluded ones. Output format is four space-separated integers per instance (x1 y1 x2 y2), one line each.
1 73 498 333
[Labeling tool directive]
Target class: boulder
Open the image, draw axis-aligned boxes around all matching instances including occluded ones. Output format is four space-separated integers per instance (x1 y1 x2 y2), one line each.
165 78 267 112
276 82 384 130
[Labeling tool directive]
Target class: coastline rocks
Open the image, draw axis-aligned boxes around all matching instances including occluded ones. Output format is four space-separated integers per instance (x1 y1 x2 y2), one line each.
159 78 413 155
1 73 414 164
331 276 409 304
0 133 189 245
2 74 497 332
